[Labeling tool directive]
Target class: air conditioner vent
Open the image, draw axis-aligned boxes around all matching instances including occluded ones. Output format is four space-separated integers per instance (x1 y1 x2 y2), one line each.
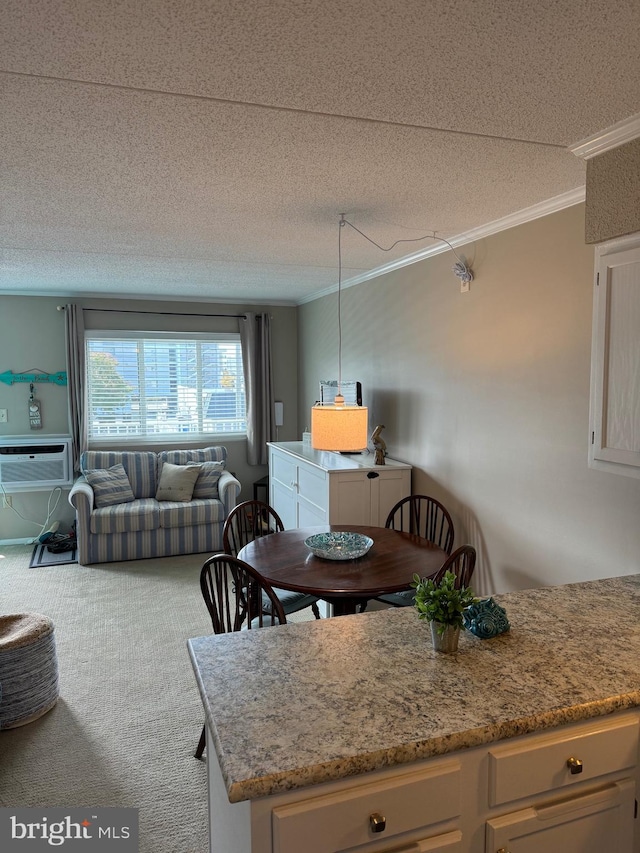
0 444 66 456
0 435 72 492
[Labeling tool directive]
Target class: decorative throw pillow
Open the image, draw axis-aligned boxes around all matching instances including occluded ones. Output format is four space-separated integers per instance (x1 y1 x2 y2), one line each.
155 462 202 502
85 463 135 508
192 461 224 500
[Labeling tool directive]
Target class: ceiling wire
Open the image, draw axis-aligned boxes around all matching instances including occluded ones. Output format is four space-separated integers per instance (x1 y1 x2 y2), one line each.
341 217 474 283
335 210 475 396
337 216 345 395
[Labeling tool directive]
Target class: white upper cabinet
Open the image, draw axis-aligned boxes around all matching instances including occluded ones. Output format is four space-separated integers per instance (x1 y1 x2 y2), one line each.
589 234 640 477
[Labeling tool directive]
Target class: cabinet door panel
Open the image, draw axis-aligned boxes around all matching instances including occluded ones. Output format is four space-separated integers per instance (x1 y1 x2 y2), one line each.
486 779 635 853
375 470 412 527
329 473 370 525
298 497 327 526
590 241 640 474
271 479 296 531
271 452 297 490
297 465 327 513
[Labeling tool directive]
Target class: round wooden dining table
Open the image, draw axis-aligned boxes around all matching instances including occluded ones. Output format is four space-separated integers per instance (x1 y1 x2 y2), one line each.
238 524 448 616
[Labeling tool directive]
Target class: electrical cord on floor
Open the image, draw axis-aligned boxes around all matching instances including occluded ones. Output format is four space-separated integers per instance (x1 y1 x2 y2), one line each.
0 484 63 544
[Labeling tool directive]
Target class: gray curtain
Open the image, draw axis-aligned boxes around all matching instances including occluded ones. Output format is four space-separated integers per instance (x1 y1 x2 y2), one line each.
239 312 274 466
65 304 87 473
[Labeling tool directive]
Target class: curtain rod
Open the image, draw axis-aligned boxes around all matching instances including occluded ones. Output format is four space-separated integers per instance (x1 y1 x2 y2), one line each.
57 306 247 319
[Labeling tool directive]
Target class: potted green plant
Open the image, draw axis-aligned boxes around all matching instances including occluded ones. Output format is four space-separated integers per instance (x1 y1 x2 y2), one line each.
412 570 477 653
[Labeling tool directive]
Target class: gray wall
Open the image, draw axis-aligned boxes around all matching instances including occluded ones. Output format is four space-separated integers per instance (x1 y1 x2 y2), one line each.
0 295 298 541
298 203 640 595
0 296 74 540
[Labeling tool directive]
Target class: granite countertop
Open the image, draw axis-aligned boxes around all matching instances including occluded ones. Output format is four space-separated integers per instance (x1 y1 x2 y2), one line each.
188 574 640 804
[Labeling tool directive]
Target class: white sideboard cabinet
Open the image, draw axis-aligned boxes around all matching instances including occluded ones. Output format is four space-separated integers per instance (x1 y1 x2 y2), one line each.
589 232 640 477
267 442 412 530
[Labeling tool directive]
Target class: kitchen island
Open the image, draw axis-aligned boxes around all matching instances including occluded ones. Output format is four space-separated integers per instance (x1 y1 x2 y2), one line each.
188 575 640 853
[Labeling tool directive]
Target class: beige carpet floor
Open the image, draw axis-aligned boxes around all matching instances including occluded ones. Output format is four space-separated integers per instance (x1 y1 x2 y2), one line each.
0 544 312 852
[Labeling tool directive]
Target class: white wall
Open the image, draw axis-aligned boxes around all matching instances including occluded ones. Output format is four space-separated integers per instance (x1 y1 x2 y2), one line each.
298 204 640 595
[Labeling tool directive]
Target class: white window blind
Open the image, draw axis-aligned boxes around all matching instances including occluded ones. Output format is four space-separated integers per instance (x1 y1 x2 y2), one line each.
86 332 246 441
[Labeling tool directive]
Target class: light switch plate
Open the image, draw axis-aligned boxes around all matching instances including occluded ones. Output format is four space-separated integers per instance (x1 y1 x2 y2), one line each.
0 408 7 423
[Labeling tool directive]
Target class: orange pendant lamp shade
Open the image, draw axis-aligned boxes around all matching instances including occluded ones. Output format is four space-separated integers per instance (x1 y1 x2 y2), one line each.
311 398 368 452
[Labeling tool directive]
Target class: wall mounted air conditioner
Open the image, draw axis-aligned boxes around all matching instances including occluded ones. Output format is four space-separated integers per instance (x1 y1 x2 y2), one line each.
0 435 73 492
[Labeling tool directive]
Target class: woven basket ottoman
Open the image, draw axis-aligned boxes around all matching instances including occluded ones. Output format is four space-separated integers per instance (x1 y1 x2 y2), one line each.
0 613 59 729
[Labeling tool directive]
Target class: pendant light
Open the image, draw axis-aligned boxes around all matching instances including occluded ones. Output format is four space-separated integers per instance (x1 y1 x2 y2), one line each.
311 215 368 452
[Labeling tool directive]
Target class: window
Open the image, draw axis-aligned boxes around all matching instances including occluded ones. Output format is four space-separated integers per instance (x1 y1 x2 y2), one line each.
86 332 246 441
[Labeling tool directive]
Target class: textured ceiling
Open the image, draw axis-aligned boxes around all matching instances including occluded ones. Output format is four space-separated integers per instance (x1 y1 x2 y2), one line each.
1 0 639 304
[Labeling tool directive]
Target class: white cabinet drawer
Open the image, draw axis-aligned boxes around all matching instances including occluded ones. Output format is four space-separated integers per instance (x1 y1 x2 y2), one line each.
488 715 639 806
272 761 460 853
486 779 635 853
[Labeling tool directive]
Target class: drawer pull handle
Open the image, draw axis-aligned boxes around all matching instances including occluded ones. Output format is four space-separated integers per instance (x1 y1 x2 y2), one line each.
567 756 583 774
496 849 510 853
369 812 386 833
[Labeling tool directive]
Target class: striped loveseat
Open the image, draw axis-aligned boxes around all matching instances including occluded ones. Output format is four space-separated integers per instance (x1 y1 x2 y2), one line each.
68 447 241 565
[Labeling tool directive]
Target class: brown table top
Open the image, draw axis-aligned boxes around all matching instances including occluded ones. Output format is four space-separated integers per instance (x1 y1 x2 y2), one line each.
238 524 447 613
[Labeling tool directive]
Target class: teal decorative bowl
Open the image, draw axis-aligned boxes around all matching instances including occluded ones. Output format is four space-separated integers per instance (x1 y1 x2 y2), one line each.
304 532 374 561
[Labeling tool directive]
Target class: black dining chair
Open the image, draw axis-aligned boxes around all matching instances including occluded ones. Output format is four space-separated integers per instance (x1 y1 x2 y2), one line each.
223 500 321 620
431 544 477 589
385 494 455 551
372 495 455 608
376 543 477 611
194 553 287 759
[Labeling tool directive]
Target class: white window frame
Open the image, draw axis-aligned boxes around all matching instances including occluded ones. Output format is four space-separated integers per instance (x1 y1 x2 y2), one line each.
85 330 246 444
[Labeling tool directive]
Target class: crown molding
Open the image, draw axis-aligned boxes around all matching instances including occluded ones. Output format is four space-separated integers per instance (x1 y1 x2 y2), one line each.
0 288 298 308
570 112 640 160
298 186 586 304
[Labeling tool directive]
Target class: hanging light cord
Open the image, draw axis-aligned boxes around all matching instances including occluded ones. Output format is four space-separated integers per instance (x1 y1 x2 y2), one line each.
334 212 474 397
341 217 473 283
337 215 345 399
